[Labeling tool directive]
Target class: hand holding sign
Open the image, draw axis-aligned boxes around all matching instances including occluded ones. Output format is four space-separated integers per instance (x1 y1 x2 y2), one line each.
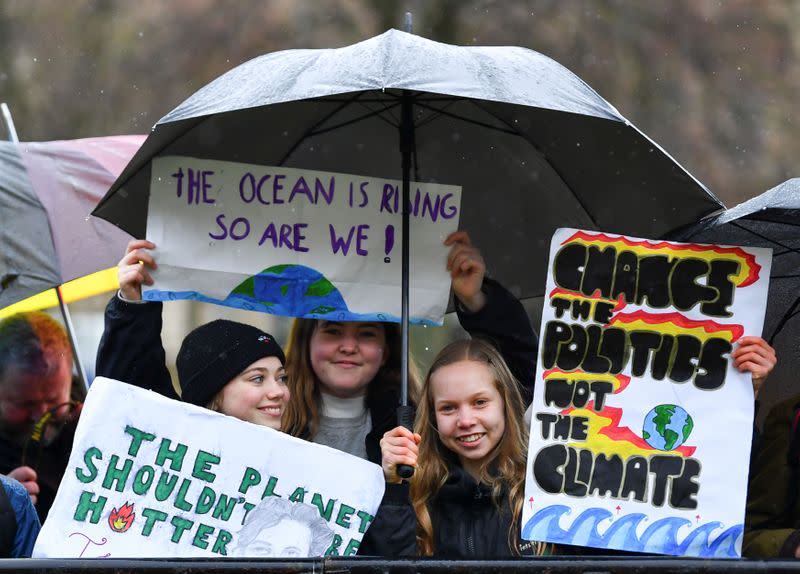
732 336 777 398
118 239 157 302
446 231 486 313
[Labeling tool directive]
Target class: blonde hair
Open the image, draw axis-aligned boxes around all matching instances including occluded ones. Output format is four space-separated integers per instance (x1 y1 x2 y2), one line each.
410 338 545 556
282 318 421 439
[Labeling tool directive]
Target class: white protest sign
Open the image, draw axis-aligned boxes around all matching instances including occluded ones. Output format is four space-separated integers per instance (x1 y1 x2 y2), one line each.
522 228 771 557
34 378 385 558
143 157 462 324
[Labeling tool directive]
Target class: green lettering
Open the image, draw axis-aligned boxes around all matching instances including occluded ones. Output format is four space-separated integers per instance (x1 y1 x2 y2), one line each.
174 478 194 511
344 538 360 556
260 475 280 498
241 502 255 525
325 534 343 556
212 529 232 555
192 523 215 550
141 508 168 536
75 447 102 484
311 493 334 520
73 491 107 524
356 510 374 534
196 486 216 514
132 465 156 495
124 425 156 456
212 493 237 521
101 455 133 492
170 516 194 543
238 467 261 494
156 438 187 471
192 450 220 483
335 503 355 528
288 487 306 503
155 471 178 501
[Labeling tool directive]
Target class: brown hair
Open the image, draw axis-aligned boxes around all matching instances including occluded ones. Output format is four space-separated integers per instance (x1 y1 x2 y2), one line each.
409 338 544 556
282 318 420 439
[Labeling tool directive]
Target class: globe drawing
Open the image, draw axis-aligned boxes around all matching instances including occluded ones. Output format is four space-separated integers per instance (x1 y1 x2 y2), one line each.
642 404 694 451
227 264 348 317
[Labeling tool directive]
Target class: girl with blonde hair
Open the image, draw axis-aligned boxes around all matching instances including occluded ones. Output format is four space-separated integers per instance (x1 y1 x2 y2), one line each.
367 338 545 557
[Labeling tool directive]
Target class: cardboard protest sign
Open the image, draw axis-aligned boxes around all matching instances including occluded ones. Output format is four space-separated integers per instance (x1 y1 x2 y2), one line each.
33 378 385 558
521 228 771 557
143 157 462 324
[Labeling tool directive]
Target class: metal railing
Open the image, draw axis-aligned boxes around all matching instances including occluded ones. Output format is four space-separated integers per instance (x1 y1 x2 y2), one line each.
1 557 798 573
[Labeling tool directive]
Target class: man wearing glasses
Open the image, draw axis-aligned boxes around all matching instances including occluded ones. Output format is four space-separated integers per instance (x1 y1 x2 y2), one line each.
0 312 82 523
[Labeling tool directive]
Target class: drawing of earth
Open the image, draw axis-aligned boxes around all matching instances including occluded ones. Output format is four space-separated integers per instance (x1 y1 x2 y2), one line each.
642 404 694 451
227 264 349 317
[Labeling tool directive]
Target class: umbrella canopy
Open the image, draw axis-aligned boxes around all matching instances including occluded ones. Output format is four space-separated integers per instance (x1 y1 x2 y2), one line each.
93 29 723 302
0 135 145 309
671 178 800 411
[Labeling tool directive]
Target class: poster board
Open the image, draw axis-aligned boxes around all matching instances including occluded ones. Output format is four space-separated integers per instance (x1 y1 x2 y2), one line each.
144 157 462 324
522 228 772 557
34 378 385 558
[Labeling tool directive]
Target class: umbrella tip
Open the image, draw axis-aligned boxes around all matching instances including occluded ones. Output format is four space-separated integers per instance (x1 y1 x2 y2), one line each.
404 12 413 33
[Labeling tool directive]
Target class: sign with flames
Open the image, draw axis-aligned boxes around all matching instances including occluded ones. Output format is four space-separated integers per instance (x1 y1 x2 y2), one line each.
33 378 385 558
521 228 771 557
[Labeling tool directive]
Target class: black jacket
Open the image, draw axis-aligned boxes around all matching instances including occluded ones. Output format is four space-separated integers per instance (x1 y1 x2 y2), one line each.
360 460 539 558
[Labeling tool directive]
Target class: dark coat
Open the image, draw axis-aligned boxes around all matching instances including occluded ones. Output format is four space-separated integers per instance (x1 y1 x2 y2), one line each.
743 395 800 558
359 460 539 558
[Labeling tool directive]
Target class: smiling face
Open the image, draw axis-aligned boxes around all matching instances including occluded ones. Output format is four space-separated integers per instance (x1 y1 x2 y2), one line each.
431 359 506 479
217 356 289 430
309 321 388 399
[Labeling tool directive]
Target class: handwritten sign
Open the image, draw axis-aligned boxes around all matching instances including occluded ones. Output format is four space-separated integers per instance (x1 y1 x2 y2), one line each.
521 228 771 557
33 378 385 558
143 157 462 324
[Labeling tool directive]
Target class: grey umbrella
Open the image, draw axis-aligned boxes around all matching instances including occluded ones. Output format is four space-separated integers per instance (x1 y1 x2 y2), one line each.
92 29 723 439
671 178 800 412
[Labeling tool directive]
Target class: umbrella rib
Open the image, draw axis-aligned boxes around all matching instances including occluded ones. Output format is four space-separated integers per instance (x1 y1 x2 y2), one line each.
413 101 519 135
305 103 402 138
469 99 601 228
276 93 371 165
729 221 800 254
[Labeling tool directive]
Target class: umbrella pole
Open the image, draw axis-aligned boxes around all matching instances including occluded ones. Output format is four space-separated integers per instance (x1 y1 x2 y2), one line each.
395 88 416 479
56 286 90 392
1 103 90 393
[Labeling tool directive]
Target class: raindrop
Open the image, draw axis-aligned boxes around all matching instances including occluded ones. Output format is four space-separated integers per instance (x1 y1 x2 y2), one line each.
425 346 429 351
138 31 143 38
33 57 38 62
576 142 581 147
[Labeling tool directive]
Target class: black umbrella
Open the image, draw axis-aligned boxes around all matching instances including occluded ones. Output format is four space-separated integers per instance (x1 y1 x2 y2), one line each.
93 29 723 440
671 178 800 411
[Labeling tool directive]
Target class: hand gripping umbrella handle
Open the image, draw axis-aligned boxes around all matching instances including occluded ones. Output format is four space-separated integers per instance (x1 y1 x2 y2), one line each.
396 405 416 479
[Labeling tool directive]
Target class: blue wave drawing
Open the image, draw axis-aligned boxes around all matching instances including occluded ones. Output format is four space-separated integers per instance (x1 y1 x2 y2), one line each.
522 505 742 557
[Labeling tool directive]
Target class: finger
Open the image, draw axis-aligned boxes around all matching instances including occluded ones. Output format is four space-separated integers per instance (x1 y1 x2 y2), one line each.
30 494 38 505
126 239 156 254
8 466 37 482
733 340 775 358
24 481 40 497
448 247 480 275
444 230 471 247
120 249 158 270
738 361 770 377
384 426 416 440
734 352 775 371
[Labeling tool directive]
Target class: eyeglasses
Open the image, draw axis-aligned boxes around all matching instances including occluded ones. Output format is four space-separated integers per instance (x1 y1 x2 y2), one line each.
21 400 81 472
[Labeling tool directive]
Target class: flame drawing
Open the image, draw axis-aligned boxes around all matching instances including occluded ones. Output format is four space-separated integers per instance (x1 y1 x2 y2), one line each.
108 502 135 533
560 230 761 288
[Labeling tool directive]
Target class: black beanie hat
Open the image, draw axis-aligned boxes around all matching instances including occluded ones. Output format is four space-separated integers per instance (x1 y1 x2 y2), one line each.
176 320 286 407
